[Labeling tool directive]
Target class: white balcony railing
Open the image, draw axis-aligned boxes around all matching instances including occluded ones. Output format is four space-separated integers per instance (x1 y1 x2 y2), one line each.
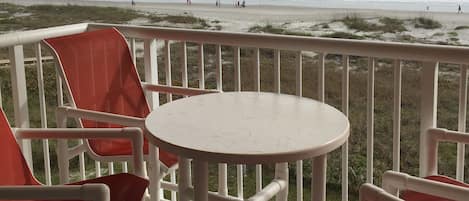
1 23 469 201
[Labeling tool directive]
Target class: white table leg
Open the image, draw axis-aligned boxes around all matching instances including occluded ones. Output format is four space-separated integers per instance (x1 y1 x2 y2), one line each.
194 160 209 201
148 144 160 201
312 155 327 201
275 162 289 201
178 157 191 201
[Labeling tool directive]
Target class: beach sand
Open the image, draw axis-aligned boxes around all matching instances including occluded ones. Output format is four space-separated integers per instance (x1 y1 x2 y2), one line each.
3 0 469 44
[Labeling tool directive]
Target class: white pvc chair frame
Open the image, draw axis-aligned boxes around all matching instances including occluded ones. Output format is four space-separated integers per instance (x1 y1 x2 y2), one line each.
382 171 469 201
359 184 403 201
0 127 145 201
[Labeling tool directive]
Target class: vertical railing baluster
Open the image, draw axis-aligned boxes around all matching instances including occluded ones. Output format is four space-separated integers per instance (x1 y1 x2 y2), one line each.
341 55 349 201
198 44 205 89
95 161 101 177
233 46 243 198
35 43 52 185
216 44 228 196
420 61 439 177
296 51 303 201
108 162 114 175
144 38 160 201
131 38 137 65
366 58 375 184
170 171 177 201
165 40 172 102
457 64 468 181
0 80 2 108
393 60 402 172
254 47 262 193
216 45 223 91
318 53 325 102
274 50 280 93
234 46 241 91
9 45 33 170
79 139 86 179
182 42 188 89
144 39 159 109
253 48 260 92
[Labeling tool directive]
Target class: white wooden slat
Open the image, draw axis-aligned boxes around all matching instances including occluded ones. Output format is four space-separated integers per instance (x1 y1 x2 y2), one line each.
393 60 402 172
35 43 52 185
341 55 349 201
170 171 177 201
198 44 205 89
456 64 468 181
165 40 172 102
420 61 439 177
366 58 375 184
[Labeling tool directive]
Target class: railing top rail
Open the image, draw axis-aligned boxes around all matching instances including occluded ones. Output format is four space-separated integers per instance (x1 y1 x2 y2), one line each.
0 23 88 48
1 22 468 64
89 23 469 64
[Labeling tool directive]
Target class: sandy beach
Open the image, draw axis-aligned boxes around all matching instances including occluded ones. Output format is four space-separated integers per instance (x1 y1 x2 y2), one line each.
2 0 469 44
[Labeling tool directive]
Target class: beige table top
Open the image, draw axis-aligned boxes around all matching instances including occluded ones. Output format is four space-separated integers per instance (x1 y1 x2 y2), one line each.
145 92 349 164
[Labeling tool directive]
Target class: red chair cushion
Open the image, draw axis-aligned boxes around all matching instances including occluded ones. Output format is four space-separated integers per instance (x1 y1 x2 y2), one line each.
44 28 177 168
401 175 469 201
68 173 148 201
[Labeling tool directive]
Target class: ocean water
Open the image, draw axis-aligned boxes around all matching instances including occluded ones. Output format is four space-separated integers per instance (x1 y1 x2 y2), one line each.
89 0 469 12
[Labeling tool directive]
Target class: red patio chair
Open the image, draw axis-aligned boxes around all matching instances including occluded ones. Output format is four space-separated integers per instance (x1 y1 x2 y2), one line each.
0 108 148 201
43 27 218 200
382 128 469 201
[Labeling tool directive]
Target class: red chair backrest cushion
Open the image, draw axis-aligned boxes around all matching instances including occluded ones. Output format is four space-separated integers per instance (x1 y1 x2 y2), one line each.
44 28 151 153
44 28 150 127
0 109 39 185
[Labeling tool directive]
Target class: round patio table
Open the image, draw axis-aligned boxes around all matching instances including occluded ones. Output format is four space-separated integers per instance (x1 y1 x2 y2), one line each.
145 92 349 201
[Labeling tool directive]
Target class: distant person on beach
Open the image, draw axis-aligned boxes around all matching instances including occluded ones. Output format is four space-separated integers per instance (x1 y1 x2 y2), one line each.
242 0 245 7
237 0 240 7
131 0 135 6
458 4 462 13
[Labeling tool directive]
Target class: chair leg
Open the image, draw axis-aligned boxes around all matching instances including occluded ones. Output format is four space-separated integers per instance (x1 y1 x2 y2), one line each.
275 162 289 201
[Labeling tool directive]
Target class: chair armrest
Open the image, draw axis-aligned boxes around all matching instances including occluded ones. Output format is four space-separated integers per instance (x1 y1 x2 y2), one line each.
359 183 403 201
15 128 144 177
141 83 220 96
382 171 469 201
0 184 109 201
425 128 469 176
57 106 145 128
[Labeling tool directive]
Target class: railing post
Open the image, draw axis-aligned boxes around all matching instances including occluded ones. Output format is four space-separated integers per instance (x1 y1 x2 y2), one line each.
420 61 439 177
144 38 159 109
9 45 33 170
